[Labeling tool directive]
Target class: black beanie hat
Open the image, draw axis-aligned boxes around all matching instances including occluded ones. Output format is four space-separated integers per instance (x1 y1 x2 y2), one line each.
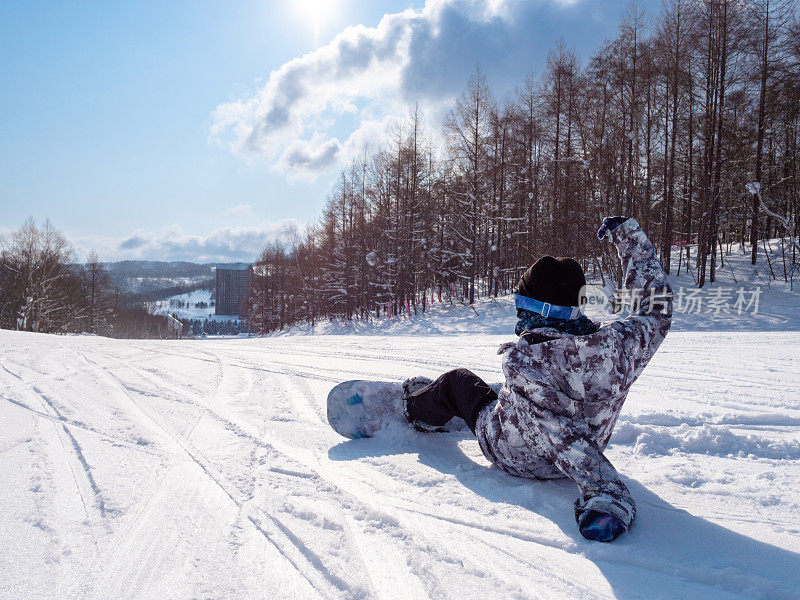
516 256 587 307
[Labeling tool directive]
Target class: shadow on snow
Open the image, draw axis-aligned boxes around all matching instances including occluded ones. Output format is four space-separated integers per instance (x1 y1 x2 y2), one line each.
329 430 799 600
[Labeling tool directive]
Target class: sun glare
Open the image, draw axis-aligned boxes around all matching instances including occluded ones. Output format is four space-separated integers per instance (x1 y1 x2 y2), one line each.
294 0 337 43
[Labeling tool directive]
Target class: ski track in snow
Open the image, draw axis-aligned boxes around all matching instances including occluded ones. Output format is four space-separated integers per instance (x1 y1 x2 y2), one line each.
1 330 799 599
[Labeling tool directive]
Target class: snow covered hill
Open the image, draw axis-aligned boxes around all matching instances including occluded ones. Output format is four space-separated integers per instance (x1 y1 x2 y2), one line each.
2 326 799 599
149 288 217 320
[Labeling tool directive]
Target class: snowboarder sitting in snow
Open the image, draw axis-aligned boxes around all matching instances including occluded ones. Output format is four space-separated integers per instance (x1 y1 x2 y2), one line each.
402 217 673 542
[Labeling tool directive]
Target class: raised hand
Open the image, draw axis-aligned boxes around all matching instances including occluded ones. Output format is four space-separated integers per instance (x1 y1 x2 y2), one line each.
597 216 630 241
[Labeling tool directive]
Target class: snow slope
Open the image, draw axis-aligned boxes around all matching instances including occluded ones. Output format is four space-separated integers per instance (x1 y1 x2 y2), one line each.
1 327 799 599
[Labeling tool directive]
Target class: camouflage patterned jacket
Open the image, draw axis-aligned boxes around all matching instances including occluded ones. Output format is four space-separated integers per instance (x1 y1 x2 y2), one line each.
475 219 673 528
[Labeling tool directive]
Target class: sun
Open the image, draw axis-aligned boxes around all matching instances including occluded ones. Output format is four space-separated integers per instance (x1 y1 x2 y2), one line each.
294 0 338 43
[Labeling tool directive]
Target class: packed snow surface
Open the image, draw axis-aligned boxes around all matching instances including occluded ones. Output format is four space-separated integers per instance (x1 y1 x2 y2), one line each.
2 326 799 599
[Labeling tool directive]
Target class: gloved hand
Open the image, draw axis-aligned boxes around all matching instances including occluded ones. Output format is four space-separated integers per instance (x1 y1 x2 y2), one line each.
597 216 629 241
578 509 626 542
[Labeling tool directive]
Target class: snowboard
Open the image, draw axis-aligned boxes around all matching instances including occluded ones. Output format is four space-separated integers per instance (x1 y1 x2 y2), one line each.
326 380 405 439
327 379 501 439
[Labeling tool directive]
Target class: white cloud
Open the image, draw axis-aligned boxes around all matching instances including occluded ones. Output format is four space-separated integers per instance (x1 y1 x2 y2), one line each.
211 0 585 179
71 220 300 263
276 134 344 181
224 203 256 218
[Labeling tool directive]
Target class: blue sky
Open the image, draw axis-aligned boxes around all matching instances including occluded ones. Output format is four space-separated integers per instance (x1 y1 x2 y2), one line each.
0 0 659 263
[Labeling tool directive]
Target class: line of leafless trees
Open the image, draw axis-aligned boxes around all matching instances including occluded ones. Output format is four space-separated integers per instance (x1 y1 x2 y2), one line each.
0 219 180 337
249 0 800 333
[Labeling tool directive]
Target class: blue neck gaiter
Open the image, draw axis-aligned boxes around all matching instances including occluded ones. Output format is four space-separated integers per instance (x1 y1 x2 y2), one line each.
515 308 599 337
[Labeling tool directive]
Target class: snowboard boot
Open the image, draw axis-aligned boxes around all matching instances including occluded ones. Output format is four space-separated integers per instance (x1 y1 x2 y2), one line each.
578 510 627 543
402 376 433 398
404 369 498 434
402 376 448 432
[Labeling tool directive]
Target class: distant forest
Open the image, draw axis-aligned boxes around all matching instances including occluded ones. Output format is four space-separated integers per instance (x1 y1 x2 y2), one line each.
250 0 800 333
0 220 180 337
121 280 214 305
0 221 255 337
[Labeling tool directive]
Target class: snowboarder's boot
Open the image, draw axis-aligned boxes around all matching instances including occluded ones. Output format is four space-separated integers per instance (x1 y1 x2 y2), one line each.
402 375 433 399
402 375 440 431
404 369 499 434
578 510 626 543
402 376 449 432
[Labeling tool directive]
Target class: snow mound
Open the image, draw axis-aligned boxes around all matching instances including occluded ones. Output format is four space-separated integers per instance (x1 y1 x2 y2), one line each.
612 421 800 460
